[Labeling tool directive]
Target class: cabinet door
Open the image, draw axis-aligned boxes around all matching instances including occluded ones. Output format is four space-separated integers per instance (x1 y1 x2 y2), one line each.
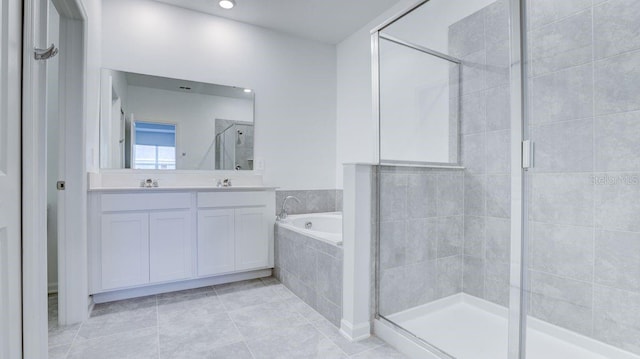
100 212 150 290
149 211 193 283
197 209 235 276
235 207 269 271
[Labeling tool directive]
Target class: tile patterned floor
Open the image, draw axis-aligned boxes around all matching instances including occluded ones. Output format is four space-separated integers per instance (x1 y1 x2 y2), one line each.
48 277 407 358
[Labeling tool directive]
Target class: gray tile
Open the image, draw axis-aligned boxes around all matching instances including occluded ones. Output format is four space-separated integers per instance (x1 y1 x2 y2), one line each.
276 190 306 215
315 294 342 327
380 173 407 221
486 130 510 174
485 217 511 263
380 220 406 270
485 261 510 307
48 322 81 348
486 41 511 89
48 344 70 359
207 341 254 359
531 118 594 172
528 0 592 29
531 222 594 281
595 110 640 171
461 50 487 95
593 285 640 355
406 218 437 263
486 85 511 131
529 271 593 336
594 0 640 59
449 10 485 58
214 279 282 311
306 190 335 213
245 324 347 359
228 301 308 339
312 319 384 356
437 255 463 298
295 242 318 287
405 260 438 308
158 291 226 322
595 174 640 232
531 63 593 124
595 50 640 116
486 175 510 218
463 256 485 298
531 173 594 227
379 266 406 315
464 216 485 257
595 230 640 291
530 9 593 76
159 312 243 358
68 327 158 359
485 0 509 45
436 173 464 216
335 190 343 211
278 270 318 309
78 298 157 340
283 296 327 324
350 344 407 359
156 286 215 300
436 216 464 258
317 252 343 305
407 174 437 218
461 91 486 135
462 132 486 173
464 174 487 217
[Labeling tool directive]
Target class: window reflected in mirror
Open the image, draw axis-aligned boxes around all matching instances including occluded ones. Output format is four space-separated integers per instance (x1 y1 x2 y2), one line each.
133 122 176 170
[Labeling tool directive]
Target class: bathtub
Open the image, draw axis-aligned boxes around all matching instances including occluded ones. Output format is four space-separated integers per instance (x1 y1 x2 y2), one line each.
277 212 342 246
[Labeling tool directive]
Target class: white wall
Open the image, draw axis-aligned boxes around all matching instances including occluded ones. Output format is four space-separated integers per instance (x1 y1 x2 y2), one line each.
335 0 497 186
101 0 337 190
126 85 253 170
82 0 102 173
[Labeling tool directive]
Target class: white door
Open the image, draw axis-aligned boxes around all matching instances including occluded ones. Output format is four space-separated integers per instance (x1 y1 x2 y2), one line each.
235 207 269 271
100 212 150 290
197 209 235 276
0 0 23 356
150 211 193 283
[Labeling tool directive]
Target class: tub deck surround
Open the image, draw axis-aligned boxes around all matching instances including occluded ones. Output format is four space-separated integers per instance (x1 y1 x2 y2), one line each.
274 223 344 327
88 184 276 303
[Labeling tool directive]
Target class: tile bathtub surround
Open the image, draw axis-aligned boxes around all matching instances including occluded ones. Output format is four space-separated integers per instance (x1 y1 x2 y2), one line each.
274 225 343 326
275 189 343 216
47 278 402 359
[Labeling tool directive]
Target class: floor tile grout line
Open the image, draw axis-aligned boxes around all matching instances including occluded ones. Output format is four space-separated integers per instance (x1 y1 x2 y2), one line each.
214 285 258 359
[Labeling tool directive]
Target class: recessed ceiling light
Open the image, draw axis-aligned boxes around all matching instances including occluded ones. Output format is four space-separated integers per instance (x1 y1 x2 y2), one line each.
243 88 252 93
219 0 235 9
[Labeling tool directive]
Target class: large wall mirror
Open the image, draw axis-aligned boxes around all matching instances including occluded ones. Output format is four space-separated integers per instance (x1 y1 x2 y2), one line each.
100 69 255 171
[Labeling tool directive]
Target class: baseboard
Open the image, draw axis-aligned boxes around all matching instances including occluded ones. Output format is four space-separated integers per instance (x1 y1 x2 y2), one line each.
339 319 371 341
91 269 272 303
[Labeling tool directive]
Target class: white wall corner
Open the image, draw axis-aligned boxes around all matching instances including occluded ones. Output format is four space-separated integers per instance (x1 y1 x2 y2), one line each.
341 164 373 341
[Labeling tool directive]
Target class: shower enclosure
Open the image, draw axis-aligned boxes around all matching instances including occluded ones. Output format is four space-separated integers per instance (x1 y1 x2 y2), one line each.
214 123 254 170
374 0 640 358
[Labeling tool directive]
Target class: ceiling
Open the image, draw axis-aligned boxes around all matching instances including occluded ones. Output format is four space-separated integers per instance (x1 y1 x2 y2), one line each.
125 72 254 100
153 0 401 44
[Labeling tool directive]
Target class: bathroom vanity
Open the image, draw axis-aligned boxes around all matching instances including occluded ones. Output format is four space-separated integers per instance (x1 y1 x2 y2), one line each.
88 186 276 302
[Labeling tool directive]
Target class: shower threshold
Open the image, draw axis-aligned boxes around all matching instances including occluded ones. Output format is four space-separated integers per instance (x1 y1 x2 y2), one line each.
383 294 639 359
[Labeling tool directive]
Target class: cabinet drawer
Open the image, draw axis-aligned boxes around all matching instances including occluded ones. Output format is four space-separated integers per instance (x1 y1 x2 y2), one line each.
101 192 191 212
197 191 271 208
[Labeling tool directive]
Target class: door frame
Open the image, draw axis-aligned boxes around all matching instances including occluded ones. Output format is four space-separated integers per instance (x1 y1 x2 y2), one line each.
22 0 88 357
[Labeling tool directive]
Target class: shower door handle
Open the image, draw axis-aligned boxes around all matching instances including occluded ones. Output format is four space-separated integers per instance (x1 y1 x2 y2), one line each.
522 140 533 169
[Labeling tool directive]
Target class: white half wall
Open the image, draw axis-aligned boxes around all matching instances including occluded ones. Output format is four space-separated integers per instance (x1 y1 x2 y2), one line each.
101 0 337 190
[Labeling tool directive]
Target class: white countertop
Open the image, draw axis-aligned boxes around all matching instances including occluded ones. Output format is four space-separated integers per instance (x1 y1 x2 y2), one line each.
88 186 278 192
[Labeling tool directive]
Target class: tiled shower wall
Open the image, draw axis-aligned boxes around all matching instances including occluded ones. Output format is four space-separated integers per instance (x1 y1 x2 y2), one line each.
450 0 513 309
275 190 343 216
525 0 640 353
378 167 465 315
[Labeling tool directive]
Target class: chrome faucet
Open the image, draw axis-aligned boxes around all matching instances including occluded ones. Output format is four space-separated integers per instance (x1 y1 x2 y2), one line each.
278 196 301 220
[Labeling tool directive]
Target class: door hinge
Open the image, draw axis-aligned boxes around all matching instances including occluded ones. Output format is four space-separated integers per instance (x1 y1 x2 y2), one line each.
522 140 533 169
56 181 66 191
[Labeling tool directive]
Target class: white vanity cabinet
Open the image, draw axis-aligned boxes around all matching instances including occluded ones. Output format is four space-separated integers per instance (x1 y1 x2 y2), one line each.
89 188 275 301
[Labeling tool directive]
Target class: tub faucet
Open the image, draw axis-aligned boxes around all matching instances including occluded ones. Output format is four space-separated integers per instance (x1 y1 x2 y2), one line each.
278 196 301 220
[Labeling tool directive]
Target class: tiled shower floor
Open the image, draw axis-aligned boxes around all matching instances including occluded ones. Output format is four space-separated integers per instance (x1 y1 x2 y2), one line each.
48 277 406 359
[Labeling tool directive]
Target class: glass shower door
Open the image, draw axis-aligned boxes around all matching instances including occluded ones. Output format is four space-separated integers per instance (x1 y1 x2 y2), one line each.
374 0 522 358
523 0 640 358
